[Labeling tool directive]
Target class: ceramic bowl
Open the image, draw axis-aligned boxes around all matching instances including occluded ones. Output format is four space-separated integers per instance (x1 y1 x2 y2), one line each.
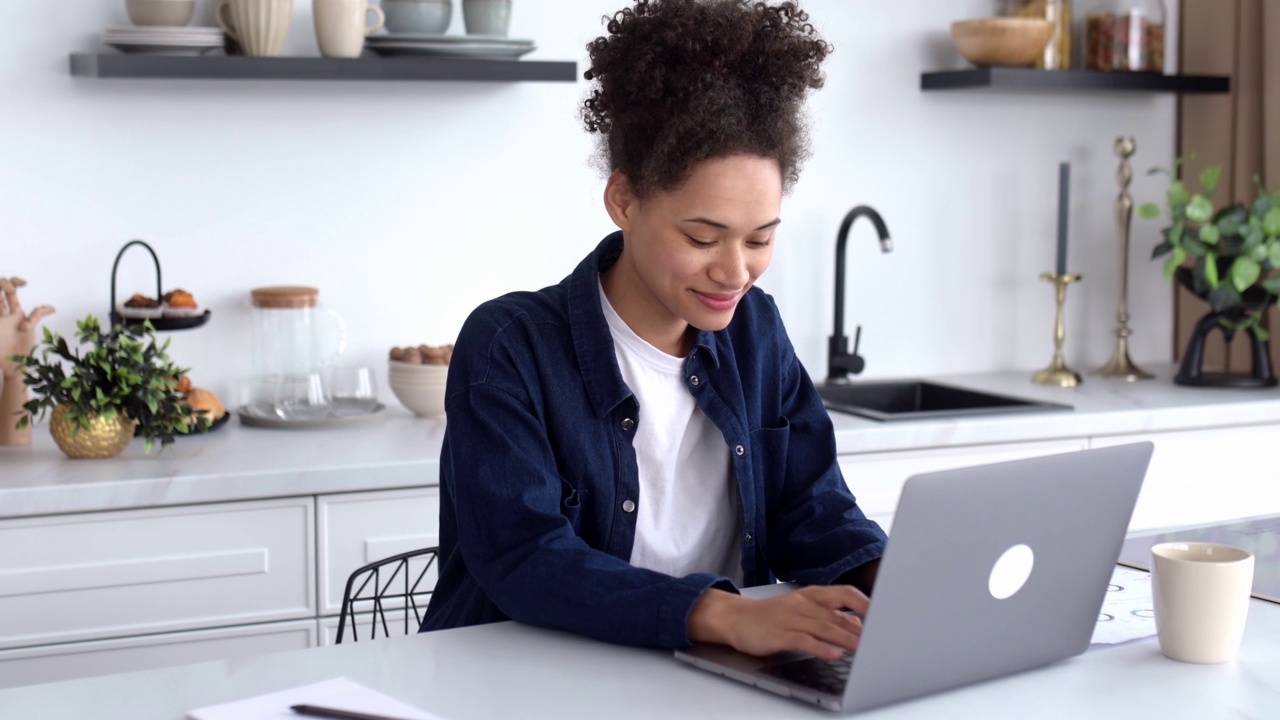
950 17 1053 68
126 0 197 27
382 0 452 34
389 375 446 417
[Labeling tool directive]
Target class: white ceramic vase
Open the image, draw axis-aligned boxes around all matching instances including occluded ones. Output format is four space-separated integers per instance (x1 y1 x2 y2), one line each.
217 0 295 57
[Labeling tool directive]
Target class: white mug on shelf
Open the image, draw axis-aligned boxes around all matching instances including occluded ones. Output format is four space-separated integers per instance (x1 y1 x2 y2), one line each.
313 0 385 59
216 0 295 57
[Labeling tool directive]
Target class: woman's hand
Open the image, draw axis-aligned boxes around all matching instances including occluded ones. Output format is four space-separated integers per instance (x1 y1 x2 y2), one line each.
688 585 869 661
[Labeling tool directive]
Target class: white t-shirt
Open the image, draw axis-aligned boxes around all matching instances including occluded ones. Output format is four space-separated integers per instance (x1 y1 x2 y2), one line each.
599 281 742 585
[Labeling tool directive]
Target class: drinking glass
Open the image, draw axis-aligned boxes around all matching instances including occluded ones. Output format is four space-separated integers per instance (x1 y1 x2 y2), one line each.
327 365 379 415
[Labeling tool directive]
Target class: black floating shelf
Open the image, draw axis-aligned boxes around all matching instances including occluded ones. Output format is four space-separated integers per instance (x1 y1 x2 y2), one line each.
921 68 1230 94
70 53 577 83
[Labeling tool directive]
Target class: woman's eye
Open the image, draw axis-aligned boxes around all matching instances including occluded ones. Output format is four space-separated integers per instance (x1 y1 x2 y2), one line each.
748 238 774 249
685 235 714 248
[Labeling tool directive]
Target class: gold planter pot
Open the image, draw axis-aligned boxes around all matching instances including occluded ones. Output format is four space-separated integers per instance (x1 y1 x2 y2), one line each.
49 404 136 459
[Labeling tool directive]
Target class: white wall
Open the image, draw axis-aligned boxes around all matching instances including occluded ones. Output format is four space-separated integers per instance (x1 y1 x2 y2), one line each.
3 0 1181 404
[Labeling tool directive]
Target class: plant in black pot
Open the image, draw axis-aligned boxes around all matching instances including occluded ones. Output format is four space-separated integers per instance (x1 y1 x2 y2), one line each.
8 316 210 458
1139 160 1280 387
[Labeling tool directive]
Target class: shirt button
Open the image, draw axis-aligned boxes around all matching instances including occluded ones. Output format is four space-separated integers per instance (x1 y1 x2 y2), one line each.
622 499 636 513
735 445 745 456
689 375 700 386
621 418 634 431
744 533 754 543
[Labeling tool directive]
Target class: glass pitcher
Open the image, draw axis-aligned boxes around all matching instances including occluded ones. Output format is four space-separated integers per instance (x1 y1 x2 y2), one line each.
249 286 347 419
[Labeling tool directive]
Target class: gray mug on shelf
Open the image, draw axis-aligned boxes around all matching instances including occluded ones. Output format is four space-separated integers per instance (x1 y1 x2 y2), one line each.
462 0 510 36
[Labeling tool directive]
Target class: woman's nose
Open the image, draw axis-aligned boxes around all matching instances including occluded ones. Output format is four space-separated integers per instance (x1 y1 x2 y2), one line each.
709 246 749 288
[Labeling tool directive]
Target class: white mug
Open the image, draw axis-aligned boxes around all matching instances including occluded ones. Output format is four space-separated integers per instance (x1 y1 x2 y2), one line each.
216 0 295 57
1152 542 1255 664
313 0 385 59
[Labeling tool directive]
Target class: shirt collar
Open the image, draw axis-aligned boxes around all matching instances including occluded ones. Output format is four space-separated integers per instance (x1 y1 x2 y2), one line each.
567 232 722 418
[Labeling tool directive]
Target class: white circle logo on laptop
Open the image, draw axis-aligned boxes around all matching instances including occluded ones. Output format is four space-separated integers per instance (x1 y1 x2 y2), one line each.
988 544 1035 600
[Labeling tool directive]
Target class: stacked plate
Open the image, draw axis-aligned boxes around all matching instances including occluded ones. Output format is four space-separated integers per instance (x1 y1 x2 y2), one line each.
102 26 224 55
365 33 535 59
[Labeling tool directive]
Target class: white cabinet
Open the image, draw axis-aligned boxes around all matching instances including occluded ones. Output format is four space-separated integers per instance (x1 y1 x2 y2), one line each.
0 498 314 650
0 619 315 689
839 439 1090 532
1089 423 1280 531
317 488 440 616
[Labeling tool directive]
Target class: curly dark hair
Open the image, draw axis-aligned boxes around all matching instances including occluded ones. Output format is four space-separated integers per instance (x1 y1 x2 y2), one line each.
582 0 832 198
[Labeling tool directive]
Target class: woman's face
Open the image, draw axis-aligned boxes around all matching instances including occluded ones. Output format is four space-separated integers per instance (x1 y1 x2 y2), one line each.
605 154 782 344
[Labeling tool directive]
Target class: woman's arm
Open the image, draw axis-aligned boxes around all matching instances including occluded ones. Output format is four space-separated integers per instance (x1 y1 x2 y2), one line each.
445 380 733 649
762 311 888 588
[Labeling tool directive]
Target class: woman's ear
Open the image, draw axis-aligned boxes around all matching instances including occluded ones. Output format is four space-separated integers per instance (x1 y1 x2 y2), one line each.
603 171 637 231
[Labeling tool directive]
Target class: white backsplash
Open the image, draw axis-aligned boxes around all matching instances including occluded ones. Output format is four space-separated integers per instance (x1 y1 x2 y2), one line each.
4 0 1181 403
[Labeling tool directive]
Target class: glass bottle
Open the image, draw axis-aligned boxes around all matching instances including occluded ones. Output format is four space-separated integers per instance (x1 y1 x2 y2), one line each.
1003 0 1073 70
1084 0 1166 72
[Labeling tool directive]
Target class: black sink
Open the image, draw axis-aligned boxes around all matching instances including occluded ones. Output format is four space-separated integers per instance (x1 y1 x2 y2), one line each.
817 381 1071 422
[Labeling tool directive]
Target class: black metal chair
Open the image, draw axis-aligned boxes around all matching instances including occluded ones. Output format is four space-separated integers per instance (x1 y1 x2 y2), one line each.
336 546 439 644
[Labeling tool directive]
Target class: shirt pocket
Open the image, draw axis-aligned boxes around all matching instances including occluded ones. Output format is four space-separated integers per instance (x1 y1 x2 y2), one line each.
749 417 791 489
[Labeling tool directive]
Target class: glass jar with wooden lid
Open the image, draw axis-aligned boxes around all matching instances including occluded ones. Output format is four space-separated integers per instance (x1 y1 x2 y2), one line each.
1084 0 1166 72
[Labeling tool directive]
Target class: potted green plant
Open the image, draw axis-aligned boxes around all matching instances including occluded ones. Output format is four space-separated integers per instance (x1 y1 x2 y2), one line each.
8 316 210 458
1139 159 1280 387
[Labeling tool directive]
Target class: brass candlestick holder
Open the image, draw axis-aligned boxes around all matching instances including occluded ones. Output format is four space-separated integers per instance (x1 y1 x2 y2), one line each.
1033 272 1083 387
1095 137 1154 381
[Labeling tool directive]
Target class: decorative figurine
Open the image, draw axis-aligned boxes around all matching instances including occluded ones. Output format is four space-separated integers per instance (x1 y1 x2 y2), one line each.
0 277 56 446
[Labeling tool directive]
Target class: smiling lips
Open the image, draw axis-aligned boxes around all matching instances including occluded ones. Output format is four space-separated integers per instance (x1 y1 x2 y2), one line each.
693 290 742 312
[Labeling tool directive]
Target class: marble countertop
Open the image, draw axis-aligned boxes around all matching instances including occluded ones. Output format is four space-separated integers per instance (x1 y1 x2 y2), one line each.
2 364 1278 520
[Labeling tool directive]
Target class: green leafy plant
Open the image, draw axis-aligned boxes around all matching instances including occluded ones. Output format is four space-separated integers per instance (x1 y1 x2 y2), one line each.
1139 157 1280 341
8 316 209 452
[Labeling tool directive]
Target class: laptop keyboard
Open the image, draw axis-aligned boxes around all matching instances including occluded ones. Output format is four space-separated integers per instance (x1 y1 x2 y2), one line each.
759 652 854 696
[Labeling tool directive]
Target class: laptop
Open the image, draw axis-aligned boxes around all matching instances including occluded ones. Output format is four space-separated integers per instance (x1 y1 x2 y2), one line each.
675 441 1154 713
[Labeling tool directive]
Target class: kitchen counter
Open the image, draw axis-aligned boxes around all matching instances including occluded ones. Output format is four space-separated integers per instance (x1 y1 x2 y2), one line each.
1 364 1278 520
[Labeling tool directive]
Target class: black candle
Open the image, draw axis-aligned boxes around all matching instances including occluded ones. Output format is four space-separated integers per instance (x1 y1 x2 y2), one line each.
1056 162 1070 276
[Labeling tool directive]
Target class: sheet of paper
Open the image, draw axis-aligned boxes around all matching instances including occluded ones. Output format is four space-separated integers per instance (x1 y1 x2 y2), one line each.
187 676 442 720
1089 565 1157 646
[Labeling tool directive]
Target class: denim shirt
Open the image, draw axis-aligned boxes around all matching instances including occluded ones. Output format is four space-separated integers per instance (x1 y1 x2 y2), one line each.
420 232 886 649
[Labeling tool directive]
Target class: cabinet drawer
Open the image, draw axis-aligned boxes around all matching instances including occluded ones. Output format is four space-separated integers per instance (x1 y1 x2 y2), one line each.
0 619 315 689
839 439 1090 532
318 488 440 616
1091 424 1280 531
0 498 314 650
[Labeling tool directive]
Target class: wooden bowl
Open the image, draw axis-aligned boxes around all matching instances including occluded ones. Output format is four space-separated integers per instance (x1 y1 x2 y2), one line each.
950 18 1054 68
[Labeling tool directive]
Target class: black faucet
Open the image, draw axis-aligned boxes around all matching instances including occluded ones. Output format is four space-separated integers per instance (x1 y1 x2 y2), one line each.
827 205 893 384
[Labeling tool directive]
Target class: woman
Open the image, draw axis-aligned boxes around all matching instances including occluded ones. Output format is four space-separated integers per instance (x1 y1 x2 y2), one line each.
421 0 885 662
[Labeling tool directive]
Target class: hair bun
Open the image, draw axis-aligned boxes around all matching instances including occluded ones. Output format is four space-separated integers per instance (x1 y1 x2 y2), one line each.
582 0 832 197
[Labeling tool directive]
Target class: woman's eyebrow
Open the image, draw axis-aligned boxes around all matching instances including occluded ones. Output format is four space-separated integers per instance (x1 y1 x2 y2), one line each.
682 217 782 231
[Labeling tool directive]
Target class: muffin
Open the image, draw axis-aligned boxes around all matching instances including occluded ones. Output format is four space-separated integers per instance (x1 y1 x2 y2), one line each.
119 292 163 319
162 289 202 318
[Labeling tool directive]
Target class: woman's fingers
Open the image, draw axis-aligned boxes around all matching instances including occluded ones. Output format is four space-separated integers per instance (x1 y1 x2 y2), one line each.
802 584 870 617
786 632 846 662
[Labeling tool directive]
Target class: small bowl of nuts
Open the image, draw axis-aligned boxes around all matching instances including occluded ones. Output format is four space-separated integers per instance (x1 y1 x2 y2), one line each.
388 344 452 417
